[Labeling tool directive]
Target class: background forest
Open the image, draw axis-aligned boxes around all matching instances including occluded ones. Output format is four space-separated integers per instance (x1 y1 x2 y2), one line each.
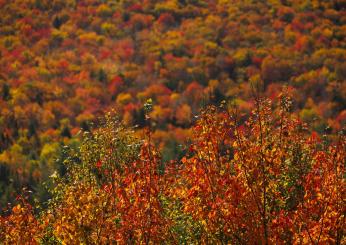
0 0 345 243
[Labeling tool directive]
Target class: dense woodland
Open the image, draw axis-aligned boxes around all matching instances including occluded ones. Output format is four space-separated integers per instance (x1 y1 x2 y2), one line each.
1 95 345 243
0 0 345 243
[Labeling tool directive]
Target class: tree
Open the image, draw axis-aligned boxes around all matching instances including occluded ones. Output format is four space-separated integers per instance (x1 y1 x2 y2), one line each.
47 110 170 243
0 93 345 243
0 192 45 244
261 56 293 86
174 91 345 243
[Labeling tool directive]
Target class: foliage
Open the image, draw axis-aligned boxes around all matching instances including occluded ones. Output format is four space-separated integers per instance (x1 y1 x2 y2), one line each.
1 0 346 206
0 192 45 244
0 0 345 242
1 93 344 243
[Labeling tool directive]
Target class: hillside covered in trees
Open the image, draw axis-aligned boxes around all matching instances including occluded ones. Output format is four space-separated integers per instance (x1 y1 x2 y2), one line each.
0 0 345 243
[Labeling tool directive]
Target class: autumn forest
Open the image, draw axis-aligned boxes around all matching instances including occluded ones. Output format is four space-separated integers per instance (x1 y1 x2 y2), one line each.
0 0 345 244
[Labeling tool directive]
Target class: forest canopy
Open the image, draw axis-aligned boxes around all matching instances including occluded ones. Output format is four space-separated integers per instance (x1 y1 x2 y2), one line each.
0 0 345 243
